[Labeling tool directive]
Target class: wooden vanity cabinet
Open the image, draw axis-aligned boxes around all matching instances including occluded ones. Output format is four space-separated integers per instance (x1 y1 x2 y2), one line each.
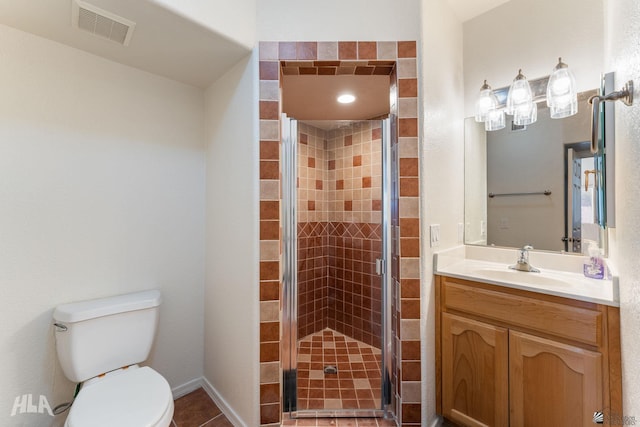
509 330 602 426
436 275 622 427
441 313 509 427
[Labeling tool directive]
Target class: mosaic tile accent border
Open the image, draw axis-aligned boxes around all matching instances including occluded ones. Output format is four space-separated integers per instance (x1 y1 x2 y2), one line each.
258 41 420 427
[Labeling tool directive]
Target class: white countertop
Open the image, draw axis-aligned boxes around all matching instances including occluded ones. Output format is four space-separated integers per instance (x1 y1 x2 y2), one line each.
434 246 619 307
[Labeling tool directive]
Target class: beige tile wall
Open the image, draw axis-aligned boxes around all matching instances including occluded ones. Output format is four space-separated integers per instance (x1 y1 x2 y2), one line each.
326 121 382 224
296 121 382 224
297 123 328 223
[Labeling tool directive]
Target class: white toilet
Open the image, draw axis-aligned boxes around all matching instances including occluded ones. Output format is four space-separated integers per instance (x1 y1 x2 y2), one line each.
53 289 174 427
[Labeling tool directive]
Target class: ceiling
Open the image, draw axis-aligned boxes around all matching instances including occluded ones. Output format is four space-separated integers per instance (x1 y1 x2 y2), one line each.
445 0 513 22
282 75 390 125
0 0 251 88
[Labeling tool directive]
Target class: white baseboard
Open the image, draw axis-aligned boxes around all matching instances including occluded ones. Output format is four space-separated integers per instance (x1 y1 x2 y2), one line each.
171 377 202 399
201 377 247 427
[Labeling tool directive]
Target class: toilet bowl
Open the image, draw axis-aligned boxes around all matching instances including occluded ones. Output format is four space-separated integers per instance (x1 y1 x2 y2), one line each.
64 366 173 427
53 290 173 427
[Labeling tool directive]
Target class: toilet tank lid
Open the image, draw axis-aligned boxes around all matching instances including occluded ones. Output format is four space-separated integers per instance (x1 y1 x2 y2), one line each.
53 290 162 323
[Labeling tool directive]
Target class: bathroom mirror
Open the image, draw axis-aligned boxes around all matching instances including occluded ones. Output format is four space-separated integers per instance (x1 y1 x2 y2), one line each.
462 0 612 255
464 90 611 254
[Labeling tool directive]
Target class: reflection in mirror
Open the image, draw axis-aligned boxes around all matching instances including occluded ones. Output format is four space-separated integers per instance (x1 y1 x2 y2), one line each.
464 91 607 254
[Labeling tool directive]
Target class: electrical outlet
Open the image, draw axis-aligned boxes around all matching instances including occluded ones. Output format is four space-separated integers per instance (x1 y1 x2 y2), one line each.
430 224 440 248
458 222 464 243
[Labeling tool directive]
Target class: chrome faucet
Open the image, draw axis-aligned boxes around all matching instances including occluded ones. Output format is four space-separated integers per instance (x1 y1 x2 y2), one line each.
509 245 540 273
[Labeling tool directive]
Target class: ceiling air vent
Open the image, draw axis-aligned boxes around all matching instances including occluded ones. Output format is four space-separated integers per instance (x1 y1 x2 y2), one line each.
72 0 136 46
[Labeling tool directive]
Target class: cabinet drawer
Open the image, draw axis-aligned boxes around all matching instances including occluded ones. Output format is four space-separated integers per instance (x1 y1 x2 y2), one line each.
442 280 602 346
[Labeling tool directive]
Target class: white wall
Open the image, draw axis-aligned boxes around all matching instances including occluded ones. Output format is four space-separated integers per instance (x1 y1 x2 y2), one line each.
150 0 256 49
420 0 465 423
463 0 604 117
257 0 420 41
203 53 260 427
0 24 206 426
604 0 640 416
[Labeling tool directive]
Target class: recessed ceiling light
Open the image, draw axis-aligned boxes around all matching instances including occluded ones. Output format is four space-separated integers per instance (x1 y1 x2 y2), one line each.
337 94 356 104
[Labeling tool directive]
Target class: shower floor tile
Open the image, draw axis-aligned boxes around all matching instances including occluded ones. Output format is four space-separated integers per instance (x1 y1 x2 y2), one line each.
296 329 383 412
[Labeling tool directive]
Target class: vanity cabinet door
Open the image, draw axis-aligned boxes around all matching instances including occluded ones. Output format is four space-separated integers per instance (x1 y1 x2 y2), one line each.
442 313 509 427
509 330 603 427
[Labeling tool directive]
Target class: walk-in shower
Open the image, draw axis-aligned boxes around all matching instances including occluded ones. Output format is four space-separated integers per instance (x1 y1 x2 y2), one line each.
282 117 393 418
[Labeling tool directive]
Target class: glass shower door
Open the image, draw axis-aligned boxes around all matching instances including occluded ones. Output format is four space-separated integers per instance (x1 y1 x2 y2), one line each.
282 115 392 418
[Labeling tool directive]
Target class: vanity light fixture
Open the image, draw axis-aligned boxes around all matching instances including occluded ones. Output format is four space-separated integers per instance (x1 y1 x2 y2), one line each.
337 94 356 104
506 69 537 125
513 98 537 126
474 80 499 122
474 80 505 130
475 58 582 131
547 58 578 118
484 107 506 131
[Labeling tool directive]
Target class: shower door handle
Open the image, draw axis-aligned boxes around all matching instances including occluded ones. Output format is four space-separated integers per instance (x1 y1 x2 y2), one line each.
376 258 386 276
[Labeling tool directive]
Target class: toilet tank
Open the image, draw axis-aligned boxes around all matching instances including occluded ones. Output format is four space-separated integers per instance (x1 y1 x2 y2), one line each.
53 290 162 383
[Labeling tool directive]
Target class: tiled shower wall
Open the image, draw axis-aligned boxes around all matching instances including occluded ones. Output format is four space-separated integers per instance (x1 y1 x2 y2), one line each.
297 125 328 224
326 122 382 225
326 122 384 349
297 122 383 347
297 125 329 337
326 221 382 348
258 41 421 427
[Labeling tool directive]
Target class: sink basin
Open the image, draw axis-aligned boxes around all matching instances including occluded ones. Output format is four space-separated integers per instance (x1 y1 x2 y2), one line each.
472 268 573 288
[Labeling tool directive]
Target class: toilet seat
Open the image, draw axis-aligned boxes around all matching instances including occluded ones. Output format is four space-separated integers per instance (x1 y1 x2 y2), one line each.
65 366 174 427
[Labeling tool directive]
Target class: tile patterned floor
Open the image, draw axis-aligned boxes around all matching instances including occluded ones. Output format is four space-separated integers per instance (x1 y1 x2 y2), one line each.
281 416 397 426
172 385 397 427
296 329 383 411
172 330 395 427
172 388 233 427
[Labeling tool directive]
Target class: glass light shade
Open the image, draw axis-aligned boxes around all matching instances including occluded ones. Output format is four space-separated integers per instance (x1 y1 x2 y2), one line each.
485 108 505 131
506 69 533 115
475 80 499 122
546 58 578 118
513 101 538 126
